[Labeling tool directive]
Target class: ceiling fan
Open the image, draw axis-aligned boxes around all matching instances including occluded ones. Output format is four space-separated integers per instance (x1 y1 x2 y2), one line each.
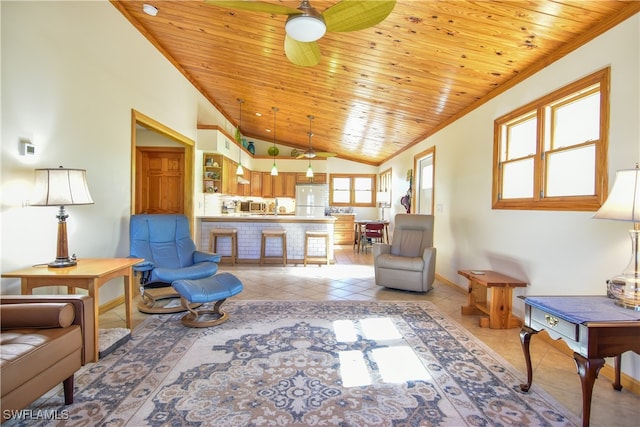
296 115 337 159
205 0 397 66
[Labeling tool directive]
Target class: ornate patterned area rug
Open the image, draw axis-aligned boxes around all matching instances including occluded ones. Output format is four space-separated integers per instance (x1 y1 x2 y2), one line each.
25 301 579 426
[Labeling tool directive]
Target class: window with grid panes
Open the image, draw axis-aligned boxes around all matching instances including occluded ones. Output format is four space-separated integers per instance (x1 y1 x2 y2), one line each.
493 68 609 211
329 174 376 206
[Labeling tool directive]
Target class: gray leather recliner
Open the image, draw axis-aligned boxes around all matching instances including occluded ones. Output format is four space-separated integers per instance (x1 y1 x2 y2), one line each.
373 214 436 292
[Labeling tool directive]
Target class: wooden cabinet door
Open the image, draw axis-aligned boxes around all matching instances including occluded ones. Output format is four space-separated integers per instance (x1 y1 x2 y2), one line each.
222 157 230 194
250 171 262 196
296 172 313 184
229 160 239 195
284 173 296 198
273 173 284 197
222 157 238 195
296 172 326 184
261 172 274 197
273 172 295 197
312 173 327 184
241 168 251 196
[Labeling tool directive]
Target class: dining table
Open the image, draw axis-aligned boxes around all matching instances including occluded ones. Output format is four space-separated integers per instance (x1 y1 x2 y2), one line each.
353 219 390 253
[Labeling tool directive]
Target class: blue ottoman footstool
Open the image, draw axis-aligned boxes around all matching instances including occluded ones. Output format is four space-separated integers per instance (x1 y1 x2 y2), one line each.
171 272 244 327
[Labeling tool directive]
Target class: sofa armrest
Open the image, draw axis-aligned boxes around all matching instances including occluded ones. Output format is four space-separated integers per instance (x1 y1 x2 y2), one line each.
0 303 75 329
373 243 391 258
194 251 222 264
0 295 95 365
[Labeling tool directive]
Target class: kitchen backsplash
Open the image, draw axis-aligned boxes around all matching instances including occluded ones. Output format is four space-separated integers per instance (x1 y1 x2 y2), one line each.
327 206 354 214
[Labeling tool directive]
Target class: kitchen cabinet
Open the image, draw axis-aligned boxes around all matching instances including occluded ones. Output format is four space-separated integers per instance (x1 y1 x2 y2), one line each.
333 214 355 245
262 172 296 198
296 173 326 184
261 172 274 198
235 167 251 197
274 172 296 198
250 171 262 197
203 153 223 194
222 157 238 195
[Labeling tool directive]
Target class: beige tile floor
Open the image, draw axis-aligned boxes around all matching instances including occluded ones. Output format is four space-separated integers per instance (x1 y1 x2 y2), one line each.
101 246 639 426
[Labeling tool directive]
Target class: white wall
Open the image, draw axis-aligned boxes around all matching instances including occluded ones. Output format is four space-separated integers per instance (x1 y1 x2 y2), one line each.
380 13 640 379
0 1 220 299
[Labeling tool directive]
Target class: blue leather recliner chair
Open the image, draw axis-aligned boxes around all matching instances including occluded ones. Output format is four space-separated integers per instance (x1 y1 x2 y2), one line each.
130 214 221 313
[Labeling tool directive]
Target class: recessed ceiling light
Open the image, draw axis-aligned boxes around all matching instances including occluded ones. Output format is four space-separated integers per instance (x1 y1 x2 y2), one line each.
255 112 262 117
143 4 158 16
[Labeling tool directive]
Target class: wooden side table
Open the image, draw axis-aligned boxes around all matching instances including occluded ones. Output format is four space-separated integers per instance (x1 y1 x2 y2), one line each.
459 269 527 329
520 296 640 427
2 258 143 362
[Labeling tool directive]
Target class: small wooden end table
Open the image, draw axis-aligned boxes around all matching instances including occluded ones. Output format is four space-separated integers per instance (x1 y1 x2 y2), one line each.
459 269 527 329
2 258 143 362
520 296 640 427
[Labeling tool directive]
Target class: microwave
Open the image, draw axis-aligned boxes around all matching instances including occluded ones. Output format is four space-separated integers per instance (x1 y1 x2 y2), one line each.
249 202 266 213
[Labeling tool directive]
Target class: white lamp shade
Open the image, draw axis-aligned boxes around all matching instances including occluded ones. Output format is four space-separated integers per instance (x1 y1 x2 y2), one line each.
377 192 391 205
285 15 326 42
306 164 314 178
593 167 640 222
31 168 94 206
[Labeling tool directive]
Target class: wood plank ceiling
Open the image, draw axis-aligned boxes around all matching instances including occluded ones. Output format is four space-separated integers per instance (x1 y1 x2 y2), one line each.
110 1 639 165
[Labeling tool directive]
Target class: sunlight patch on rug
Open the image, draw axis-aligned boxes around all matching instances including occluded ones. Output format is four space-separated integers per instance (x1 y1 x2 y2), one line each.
21 301 580 426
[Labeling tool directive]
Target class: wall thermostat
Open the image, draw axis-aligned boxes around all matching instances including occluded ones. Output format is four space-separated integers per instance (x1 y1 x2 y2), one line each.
20 140 35 156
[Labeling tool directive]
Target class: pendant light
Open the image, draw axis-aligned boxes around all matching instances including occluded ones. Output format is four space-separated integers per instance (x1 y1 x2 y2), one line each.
236 98 245 175
270 107 279 176
306 114 314 178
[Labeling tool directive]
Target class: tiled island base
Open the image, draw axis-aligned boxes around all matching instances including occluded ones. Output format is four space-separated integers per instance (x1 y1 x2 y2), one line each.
199 216 336 265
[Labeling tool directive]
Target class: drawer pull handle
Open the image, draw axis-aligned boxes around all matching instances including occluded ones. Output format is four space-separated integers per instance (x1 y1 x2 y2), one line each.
545 314 559 327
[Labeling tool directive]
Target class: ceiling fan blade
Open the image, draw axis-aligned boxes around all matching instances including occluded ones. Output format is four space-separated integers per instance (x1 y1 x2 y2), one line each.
284 35 321 67
315 152 337 157
323 0 396 33
204 0 299 15
296 153 311 159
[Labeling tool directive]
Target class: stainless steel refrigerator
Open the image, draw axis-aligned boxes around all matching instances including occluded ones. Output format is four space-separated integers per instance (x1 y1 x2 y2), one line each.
295 184 328 217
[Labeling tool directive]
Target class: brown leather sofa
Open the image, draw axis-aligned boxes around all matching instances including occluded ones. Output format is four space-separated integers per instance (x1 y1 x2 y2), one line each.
0 295 94 423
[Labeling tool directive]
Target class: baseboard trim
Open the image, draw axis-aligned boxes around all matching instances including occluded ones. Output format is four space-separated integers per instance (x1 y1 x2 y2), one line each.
435 273 466 294
99 295 125 315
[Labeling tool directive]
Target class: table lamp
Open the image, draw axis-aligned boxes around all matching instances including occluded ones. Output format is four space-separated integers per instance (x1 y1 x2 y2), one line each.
593 164 640 310
377 191 391 221
31 167 94 268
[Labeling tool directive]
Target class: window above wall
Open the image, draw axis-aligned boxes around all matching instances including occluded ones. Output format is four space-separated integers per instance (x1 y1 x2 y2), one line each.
492 68 610 211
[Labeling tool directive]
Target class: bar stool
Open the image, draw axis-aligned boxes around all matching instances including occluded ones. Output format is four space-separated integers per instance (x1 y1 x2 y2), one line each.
260 229 287 266
304 231 331 266
209 228 238 265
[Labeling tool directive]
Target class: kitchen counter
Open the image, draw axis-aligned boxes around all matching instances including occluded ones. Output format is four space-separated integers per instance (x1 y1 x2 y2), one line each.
198 216 336 264
200 215 336 222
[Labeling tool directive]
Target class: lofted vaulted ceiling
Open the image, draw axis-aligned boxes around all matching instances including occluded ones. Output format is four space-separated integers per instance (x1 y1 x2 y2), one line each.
111 1 639 165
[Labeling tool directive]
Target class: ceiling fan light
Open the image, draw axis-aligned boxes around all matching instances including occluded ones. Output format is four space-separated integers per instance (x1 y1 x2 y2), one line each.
285 15 326 42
